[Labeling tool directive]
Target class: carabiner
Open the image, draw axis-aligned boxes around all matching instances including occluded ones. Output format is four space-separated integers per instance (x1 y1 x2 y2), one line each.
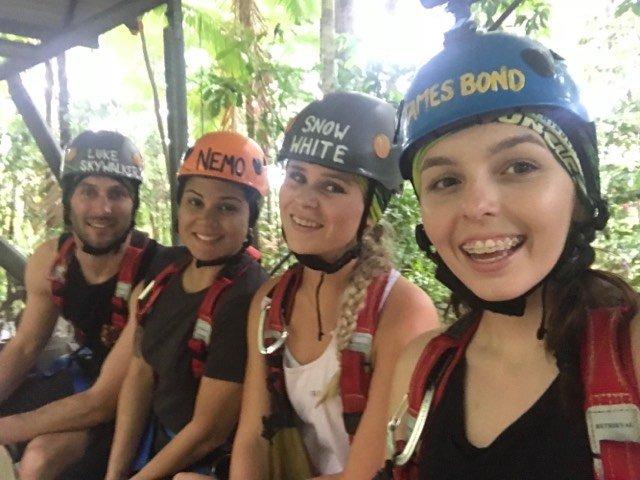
386 385 435 466
257 300 289 355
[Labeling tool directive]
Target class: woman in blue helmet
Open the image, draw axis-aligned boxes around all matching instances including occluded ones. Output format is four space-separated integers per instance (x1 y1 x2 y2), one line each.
383 11 639 480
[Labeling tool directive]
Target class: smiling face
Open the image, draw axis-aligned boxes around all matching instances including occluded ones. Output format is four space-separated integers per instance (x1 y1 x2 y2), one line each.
416 122 576 301
279 161 365 262
68 175 134 249
178 176 250 261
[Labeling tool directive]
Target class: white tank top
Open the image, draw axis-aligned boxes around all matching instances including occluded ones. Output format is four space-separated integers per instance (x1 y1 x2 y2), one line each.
283 269 400 475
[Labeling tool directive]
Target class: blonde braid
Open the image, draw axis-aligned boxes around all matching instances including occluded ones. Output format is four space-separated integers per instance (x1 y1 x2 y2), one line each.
316 220 395 405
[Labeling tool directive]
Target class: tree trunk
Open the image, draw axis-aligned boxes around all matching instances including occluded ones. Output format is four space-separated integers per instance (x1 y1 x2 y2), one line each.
335 0 354 34
320 0 336 94
236 0 257 139
57 53 71 147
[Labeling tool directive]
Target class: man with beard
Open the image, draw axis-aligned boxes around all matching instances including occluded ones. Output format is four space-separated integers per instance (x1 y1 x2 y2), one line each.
0 130 160 480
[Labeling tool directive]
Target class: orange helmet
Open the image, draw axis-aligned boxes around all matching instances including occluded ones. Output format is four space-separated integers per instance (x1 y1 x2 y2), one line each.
178 131 268 196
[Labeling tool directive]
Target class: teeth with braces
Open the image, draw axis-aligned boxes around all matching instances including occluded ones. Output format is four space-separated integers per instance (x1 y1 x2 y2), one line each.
462 236 522 255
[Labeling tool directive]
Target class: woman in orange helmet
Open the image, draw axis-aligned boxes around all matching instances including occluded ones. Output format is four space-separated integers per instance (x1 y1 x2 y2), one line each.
104 132 269 480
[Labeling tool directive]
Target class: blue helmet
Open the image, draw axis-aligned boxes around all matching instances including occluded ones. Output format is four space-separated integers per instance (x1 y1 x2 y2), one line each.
399 28 593 180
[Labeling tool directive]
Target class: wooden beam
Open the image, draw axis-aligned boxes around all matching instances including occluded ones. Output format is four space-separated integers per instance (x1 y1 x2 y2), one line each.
164 0 187 246
7 75 63 181
0 38 38 58
0 18 54 39
0 0 166 81
0 237 26 285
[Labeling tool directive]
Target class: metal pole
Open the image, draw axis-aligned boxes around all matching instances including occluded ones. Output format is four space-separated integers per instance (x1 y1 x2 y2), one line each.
7 75 63 181
0 238 26 285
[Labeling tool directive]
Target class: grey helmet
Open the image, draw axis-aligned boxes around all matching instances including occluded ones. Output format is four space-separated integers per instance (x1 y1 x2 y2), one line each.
278 91 403 215
62 130 143 185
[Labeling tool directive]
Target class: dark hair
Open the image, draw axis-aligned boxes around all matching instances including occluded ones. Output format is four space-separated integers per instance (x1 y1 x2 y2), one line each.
176 177 262 228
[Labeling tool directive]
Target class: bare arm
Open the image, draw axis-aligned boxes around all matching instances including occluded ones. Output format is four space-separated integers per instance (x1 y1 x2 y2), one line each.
0 283 142 443
229 278 279 480
0 240 59 403
105 324 155 480
131 376 242 480
333 276 439 480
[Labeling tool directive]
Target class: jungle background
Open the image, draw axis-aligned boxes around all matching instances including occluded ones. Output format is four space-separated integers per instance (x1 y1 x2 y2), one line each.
0 0 639 325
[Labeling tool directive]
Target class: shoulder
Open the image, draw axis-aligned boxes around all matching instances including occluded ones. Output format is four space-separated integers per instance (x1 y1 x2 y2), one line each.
145 245 189 280
25 238 59 284
388 327 447 415
246 275 282 325
238 257 269 291
377 274 440 340
29 238 59 266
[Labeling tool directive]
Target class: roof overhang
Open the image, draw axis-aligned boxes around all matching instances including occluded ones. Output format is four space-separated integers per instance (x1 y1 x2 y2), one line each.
0 0 166 81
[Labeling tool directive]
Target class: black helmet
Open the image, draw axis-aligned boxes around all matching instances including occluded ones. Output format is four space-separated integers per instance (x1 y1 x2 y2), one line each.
278 91 403 214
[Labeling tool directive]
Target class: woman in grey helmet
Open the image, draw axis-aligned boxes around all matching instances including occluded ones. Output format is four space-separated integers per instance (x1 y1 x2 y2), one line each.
227 91 438 480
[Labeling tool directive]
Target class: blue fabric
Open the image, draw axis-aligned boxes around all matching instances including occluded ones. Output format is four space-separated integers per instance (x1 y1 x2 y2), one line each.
39 348 93 393
130 419 213 475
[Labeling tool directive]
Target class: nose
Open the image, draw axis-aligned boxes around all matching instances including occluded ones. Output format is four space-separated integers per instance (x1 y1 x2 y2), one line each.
93 194 113 215
294 185 319 209
460 178 500 221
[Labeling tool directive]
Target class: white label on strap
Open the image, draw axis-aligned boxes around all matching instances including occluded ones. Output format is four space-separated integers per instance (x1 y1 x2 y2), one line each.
115 281 131 299
586 403 640 455
193 319 213 345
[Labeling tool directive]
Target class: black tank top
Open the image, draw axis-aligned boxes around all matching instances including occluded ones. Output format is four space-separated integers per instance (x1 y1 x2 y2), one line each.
418 359 594 480
60 234 159 369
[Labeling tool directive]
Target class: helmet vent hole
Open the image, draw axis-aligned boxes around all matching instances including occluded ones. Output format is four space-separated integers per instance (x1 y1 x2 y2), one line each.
521 48 555 77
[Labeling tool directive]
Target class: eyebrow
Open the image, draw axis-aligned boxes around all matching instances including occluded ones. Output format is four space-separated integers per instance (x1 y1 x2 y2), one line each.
185 189 242 202
419 132 547 173
488 132 547 155
288 164 355 184
419 156 455 173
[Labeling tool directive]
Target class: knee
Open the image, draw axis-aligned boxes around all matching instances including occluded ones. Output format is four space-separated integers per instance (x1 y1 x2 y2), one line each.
18 439 51 480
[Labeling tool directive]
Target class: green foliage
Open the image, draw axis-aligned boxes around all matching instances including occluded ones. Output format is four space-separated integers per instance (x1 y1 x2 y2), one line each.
615 0 640 17
595 161 640 287
472 0 551 35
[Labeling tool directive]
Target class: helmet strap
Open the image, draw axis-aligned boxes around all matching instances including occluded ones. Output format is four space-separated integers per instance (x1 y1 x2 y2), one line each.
80 220 134 256
194 232 252 268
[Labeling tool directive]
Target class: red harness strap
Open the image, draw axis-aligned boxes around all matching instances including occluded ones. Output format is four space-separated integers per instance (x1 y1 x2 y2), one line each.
581 307 640 479
340 273 389 438
263 264 391 440
49 230 150 347
390 317 479 480
137 247 260 378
